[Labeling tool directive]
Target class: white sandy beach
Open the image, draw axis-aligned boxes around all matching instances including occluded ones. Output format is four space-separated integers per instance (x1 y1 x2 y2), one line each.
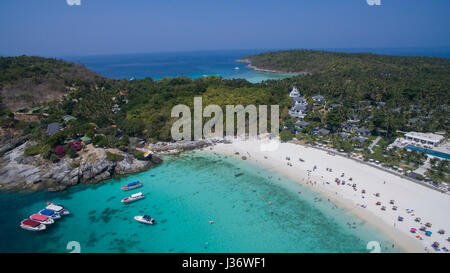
207 139 450 253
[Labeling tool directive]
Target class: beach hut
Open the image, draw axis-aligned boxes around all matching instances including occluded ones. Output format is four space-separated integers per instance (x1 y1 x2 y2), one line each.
425 231 432 236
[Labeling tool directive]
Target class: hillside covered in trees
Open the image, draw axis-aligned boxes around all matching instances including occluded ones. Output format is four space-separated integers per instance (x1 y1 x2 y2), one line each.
0 51 448 164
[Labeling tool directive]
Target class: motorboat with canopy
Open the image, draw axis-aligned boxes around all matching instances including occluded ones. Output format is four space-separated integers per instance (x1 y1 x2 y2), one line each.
20 219 46 231
30 214 54 225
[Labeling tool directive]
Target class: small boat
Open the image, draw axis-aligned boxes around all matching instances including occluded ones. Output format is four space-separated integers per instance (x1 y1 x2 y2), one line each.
438 229 445 235
376 201 381 206
392 206 398 211
410 228 417 233
134 215 156 225
425 222 432 228
39 209 61 219
121 181 142 191
398 216 404 221
425 231 432 236
30 214 54 225
46 203 70 216
20 219 46 231
415 217 421 222
121 192 145 203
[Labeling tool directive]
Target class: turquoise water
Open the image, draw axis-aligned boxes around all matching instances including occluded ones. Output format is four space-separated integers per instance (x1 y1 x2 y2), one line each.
405 145 450 160
63 50 297 83
0 152 398 253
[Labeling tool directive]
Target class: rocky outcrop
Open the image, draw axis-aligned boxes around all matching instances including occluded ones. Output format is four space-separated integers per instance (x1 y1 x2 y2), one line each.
0 142 161 192
147 139 224 155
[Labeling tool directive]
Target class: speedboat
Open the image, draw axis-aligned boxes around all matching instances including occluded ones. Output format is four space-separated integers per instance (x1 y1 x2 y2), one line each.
39 209 61 220
20 219 46 231
134 215 156 225
30 214 54 225
121 192 145 203
121 181 142 191
46 203 70 216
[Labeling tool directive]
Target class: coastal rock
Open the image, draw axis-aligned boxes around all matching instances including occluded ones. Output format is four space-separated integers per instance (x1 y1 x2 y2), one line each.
0 142 161 192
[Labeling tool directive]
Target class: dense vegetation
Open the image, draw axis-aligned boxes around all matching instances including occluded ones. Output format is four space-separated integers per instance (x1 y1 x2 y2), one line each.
0 56 100 111
0 51 448 180
246 50 450 135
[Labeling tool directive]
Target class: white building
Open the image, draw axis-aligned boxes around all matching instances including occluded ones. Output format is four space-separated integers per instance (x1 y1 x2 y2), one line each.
289 86 300 98
404 132 444 146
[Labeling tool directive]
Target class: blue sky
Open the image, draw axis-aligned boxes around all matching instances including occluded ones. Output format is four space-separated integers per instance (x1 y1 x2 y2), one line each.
0 0 449 56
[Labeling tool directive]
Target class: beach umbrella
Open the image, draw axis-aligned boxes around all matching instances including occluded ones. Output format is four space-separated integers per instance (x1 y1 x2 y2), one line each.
410 228 417 233
425 231 432 236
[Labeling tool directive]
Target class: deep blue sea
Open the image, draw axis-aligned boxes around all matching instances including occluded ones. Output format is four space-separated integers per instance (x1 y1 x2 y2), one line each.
62 47 450 83
63 49 297 83
0 152 398 253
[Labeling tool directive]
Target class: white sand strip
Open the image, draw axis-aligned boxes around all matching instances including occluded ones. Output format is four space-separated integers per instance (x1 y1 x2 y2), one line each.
207 139 450 253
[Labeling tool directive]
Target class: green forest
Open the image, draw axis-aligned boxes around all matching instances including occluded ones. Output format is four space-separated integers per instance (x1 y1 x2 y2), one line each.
0 50 449 161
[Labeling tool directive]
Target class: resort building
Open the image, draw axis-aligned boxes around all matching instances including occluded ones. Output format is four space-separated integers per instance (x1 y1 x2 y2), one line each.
312 95 326 105
289 104 308 119
295 120 310 130
289 86 301 98
404 132 444 146
292 96 307 106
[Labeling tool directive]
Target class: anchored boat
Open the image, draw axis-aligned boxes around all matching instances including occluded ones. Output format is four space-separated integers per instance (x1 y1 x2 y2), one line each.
121 192 145 203
20 219 46 231
39 209 61 220
134 215 156 225
121 181 142 191
30 214 54 225
46 203 70 216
